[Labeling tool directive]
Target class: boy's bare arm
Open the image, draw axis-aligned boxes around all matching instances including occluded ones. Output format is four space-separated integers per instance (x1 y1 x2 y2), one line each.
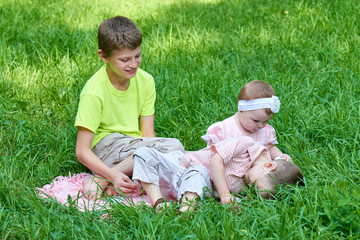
76 127 136 192
140 115 155 137
210 153 233 204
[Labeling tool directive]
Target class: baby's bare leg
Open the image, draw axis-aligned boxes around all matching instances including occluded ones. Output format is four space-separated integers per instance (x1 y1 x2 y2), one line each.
139 181 163 205
104 183 119 196
140 181 166 213
179 192 199 213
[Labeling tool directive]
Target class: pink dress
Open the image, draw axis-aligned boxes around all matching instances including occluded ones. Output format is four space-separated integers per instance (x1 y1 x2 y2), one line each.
201 115 278 147
181 137 270 193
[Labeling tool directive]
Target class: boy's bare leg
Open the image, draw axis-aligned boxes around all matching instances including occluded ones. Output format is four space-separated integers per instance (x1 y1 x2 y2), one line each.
179 192 198 213
107 154 136 195
83 175 110 200
83 155 135 199
111 154 134 176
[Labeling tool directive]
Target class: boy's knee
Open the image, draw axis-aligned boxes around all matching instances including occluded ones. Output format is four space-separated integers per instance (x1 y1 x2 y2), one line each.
144 137 185 153
172 138 185 152
162 138 184 153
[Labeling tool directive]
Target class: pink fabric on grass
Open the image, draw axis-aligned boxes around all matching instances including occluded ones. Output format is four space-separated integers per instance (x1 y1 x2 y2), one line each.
36 172 152 213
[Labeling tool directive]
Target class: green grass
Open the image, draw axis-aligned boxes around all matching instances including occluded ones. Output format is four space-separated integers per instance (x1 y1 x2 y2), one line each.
1 0 360 238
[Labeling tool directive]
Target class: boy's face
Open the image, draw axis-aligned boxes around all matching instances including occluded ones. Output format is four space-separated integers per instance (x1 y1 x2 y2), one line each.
99 47 142 82
238 109 272 133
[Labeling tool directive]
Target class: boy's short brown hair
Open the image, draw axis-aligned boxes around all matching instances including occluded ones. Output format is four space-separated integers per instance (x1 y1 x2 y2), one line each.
98 16 142 57
261 159 304 199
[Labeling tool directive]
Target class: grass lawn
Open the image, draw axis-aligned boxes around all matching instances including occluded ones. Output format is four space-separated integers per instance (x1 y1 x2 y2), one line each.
1 0 359 239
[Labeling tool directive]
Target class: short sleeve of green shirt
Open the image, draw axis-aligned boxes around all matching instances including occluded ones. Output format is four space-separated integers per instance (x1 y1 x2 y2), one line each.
75 93 102 133
74 66 156 148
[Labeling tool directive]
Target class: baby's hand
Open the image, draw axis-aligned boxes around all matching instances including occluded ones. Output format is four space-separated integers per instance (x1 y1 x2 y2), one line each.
275 154 293 162
220 193 234 205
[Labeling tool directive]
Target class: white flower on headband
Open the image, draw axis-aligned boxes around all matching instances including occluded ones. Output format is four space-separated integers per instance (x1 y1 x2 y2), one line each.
269 96 280 113
237 95 281 113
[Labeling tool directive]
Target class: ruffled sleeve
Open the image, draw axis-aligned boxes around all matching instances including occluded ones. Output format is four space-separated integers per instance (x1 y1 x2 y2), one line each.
264 125 278 146
201 122 224 146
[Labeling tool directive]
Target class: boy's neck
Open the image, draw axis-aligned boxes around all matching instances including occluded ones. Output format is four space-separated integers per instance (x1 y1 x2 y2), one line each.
106 67 130 91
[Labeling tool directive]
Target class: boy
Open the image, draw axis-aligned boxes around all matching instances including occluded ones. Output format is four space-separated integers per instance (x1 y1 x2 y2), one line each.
132 136 304 212
75 16 184 199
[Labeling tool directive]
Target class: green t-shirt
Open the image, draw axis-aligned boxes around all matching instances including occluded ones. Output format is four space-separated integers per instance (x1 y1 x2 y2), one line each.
74 65 155 148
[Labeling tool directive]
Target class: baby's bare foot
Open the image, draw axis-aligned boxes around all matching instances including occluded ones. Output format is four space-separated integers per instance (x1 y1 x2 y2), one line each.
178 201 196 213
105 184 119 196
179 192 198 213
82 176 108 200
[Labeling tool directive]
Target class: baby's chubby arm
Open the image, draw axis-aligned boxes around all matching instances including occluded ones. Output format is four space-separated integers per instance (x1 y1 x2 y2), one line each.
210 153 234 205
76 127 136 193
268 144 292 161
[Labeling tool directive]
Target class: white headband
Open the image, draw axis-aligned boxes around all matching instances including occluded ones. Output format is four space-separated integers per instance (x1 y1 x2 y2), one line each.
238 96 280 113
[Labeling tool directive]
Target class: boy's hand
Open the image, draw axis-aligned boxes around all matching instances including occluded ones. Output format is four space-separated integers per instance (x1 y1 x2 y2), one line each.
112 172 137 195
220 193 234 205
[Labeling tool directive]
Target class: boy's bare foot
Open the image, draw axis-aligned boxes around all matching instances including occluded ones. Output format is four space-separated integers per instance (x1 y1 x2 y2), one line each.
82 175 110 200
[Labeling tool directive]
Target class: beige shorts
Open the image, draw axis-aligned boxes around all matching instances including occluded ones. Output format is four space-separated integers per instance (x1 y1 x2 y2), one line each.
91 133 185 173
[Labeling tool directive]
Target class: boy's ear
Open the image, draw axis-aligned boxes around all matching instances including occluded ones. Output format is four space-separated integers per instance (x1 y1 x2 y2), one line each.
98 49 108 63
264 162 277 172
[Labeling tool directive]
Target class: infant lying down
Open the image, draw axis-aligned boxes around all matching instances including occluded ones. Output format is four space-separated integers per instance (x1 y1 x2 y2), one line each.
115 137 304 213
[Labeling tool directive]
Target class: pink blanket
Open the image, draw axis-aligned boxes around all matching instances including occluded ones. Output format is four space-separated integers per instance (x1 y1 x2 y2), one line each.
36 173 152 213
